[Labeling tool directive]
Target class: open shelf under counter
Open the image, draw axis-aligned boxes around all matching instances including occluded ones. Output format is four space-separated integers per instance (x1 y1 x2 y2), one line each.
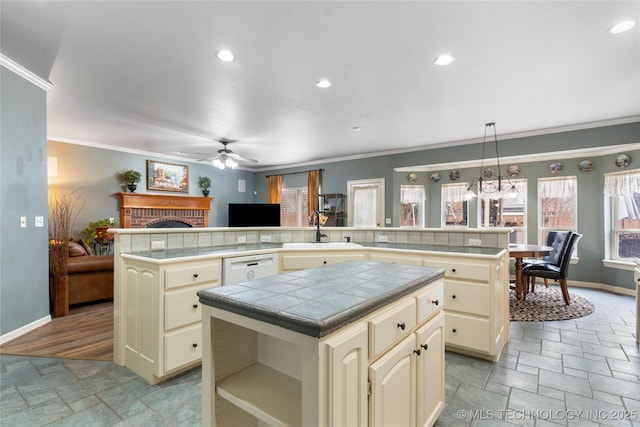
216 362 301 427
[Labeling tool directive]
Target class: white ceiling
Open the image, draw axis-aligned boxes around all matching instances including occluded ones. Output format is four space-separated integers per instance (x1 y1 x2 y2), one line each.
1 1 639 170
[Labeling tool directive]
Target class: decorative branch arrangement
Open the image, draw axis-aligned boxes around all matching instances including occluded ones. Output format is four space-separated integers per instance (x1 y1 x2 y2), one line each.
48 189 81 277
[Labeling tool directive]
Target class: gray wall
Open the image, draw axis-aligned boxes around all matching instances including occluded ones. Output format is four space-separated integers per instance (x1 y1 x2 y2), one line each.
47 141 256 237
1 67 50 335
255 122 640 291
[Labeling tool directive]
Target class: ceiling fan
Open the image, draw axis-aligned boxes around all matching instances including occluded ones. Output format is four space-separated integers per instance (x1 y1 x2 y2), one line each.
200 139 258 170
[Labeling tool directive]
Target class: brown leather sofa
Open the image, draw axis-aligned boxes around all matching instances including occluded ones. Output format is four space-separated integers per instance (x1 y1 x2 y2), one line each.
53 240 114 308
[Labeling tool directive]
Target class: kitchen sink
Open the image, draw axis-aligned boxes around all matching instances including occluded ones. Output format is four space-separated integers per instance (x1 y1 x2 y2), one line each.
282 242 363 249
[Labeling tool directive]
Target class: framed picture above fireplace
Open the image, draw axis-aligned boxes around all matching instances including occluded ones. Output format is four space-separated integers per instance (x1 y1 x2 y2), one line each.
147 160 189 193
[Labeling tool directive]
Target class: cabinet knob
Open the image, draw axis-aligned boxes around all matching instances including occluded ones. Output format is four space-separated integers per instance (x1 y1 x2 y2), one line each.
432 299 439 306
452 295 456 299
193 273 199 278
421 344 428 351
451 268 456 273
192 343 198 348
413 349 421 356
323 260 327 264
193 304 198 309
397 322 406 330
452 328 457 333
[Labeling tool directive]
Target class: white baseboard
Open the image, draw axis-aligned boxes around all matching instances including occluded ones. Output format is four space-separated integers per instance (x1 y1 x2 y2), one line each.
0 315 52 345
569 280 636 297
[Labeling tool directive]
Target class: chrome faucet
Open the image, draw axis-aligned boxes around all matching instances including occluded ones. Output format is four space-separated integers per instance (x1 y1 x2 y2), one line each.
313 210 328 243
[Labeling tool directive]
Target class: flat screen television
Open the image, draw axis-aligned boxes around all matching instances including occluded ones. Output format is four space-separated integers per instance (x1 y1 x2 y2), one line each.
228 203 281 227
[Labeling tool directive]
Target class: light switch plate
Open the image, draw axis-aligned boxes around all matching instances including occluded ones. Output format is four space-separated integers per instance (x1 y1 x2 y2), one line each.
20 216 27 228
35 216 44 227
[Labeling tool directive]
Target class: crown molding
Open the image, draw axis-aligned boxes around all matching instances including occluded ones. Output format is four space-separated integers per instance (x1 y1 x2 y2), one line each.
0 54 53 92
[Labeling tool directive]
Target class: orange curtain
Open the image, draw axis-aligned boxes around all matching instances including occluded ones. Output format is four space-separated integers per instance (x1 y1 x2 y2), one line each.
307 169 320 216
267 175 282 204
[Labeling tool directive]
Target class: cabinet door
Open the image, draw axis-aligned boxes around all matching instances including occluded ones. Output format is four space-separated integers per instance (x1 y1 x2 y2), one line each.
325 323 368 427
415 312 445 427
369 334 416 427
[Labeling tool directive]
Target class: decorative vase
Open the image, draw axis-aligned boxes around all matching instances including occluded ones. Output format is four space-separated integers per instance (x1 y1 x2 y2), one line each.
50 274 69 317
95 226 113 242
202 189 210 197
127 183 137 193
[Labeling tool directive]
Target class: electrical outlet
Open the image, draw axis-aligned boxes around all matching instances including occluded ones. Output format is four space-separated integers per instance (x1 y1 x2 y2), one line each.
237 235 247 244
378 235 388 243
261 235 272 243
385 218 392 225
151 240 166 250
35 216 44 227
468 238 482 246
20 216 27 228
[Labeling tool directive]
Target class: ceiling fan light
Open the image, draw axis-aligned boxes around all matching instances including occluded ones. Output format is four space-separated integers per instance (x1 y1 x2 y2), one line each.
212 158 225 169
225 158 238 169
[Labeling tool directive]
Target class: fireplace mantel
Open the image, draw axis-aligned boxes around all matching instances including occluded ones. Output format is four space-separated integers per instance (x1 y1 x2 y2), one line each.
118 192 213 228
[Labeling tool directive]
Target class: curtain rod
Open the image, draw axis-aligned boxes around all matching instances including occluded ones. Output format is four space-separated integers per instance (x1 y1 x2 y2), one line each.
265 168 324 178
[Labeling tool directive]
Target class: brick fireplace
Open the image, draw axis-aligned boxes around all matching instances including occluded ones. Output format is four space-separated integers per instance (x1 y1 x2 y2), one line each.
118 193 213 228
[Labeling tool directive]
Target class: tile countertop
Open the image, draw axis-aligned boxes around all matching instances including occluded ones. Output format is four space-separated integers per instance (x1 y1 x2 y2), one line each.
129 242 502 260
197 260 444 338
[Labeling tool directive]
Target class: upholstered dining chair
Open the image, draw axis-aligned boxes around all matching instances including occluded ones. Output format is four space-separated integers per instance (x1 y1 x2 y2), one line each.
522 232 582 305
522 230 573 292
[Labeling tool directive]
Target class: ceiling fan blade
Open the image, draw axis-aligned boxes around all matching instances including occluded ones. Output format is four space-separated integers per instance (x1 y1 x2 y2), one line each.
225 152 256 162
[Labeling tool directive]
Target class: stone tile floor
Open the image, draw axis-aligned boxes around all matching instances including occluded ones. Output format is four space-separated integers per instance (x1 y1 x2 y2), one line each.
0 286 637 426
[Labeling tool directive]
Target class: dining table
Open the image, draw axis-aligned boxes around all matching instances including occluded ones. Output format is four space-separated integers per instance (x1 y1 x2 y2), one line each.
508 244 553 300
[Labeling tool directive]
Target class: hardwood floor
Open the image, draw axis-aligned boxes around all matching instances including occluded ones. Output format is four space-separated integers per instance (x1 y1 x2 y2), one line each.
0 301 113 361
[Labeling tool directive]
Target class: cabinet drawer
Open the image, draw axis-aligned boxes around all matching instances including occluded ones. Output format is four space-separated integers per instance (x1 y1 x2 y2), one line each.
415 279 444 323
165 262 221 290
444 280 490 316
165 284 216 331
444 312 490 353
368 298 417 360
423 259 489 282
164 323 202 372
368 252 423 266
281 252 365 270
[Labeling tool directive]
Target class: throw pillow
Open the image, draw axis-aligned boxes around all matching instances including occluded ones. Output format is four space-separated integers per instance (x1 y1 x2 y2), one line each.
68 241 88 257
77 239 94 256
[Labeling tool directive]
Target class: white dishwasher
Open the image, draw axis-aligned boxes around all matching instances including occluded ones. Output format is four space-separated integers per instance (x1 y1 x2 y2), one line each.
222 253 279 285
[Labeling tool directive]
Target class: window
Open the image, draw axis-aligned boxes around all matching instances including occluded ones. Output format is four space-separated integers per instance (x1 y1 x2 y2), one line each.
479 179 527 243
280 187 308 227
604 169 640 260
538 176 577 245
441 183 469 227
400 185 425 227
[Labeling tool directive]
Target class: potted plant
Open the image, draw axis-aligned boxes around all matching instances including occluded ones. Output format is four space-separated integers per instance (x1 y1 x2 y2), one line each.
121 169 142 192
82 217 118 245
198 176 212 197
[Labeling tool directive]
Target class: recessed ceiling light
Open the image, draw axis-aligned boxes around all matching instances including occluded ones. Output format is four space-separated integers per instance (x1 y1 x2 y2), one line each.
434 54 455 66
216 49 235 62
352 126 361 131
315 79 331 88
609 20 637 34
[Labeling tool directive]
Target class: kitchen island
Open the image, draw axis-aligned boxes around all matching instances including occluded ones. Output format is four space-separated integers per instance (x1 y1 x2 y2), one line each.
198 260 445 427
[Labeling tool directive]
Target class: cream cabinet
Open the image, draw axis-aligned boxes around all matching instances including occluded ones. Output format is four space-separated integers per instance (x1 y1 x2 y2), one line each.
422 252 509 361
367 248 508 361
280 250 366 272
115 256 221 384
201 278 444 427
